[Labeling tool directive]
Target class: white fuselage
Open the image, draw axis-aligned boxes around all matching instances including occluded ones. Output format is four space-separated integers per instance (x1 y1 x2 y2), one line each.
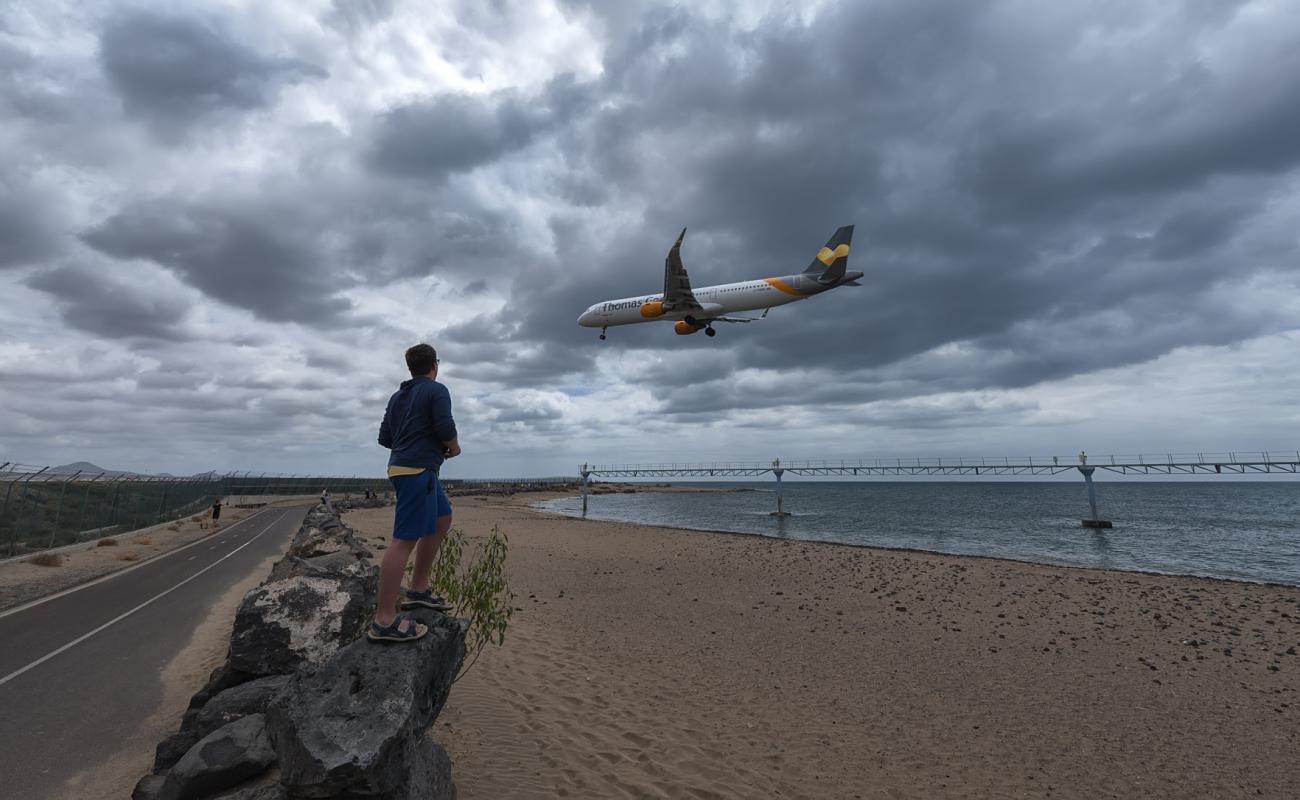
577 276 810 328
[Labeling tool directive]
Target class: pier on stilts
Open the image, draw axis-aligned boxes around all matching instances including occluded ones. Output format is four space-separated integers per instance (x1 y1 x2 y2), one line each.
580 451 1300 527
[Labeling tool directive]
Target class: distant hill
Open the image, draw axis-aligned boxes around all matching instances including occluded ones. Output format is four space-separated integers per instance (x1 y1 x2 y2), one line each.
49 461 113 474
48 461 146 476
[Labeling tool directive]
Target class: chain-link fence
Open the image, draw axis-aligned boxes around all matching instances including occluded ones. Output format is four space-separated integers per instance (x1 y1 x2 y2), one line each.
0 464 392 559
0 464 582 559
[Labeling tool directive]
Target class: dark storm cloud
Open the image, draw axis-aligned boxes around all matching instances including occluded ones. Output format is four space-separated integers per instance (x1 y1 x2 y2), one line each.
0 173 61 268
26 263 193 340
99 9 326 137
82 200 352 324
460 0 1300 408
365 75 595 181
6 0 1300 476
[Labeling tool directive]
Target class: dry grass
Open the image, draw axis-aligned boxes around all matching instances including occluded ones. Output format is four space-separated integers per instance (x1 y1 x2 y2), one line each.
96 537 119 547
167 522 183 531
26 552 63 567
132 536 152 545
190 515 204 522
117 553 140 562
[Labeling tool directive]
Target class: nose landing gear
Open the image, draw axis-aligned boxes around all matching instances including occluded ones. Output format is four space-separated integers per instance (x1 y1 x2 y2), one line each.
705 326 716 337
599 326 607 341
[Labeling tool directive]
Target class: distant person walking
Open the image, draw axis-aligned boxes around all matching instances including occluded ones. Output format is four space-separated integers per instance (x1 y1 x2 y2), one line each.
370 343 461 643
211 500 222 522
320 488 330 506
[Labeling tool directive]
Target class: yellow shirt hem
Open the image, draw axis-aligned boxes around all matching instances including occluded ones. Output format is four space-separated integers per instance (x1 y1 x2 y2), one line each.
387 465 426 477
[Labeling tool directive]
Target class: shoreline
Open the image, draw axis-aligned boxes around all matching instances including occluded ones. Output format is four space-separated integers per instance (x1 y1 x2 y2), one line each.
528 490 1300 590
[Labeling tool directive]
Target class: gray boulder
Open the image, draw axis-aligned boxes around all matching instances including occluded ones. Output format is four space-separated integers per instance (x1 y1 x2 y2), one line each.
403 737 457 800
185 663 250 714
212 785 286 799
227 571 374 678
158 714 276 800
132 774 165 800
287 510 371 561
267 610 465 798
155 676 290 772
268 552 375 584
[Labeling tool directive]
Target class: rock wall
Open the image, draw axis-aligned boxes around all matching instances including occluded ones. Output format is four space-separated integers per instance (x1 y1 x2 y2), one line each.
134 503 465 800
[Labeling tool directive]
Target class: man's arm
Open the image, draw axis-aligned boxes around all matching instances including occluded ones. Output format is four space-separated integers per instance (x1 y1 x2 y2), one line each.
378 398 393 449
430 384 459 456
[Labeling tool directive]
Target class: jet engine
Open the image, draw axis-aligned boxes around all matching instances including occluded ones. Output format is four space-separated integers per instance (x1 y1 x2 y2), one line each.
674 321 701 335
640 300 666 318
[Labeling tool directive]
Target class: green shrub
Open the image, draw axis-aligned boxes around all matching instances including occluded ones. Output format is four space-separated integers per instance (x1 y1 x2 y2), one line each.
428 526 515 681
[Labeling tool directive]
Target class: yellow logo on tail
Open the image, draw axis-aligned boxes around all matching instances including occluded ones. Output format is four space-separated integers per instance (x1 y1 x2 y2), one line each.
816 244 850 266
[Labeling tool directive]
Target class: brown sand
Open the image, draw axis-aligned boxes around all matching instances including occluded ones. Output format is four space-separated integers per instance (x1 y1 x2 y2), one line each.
344 495 1300 799
0 508 255 612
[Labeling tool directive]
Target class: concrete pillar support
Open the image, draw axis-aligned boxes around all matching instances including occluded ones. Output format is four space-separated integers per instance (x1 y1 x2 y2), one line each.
1078 466 1113 528
770 458 790 517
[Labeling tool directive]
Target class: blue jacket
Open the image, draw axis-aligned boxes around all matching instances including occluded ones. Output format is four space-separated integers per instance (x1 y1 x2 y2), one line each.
378 377 458 471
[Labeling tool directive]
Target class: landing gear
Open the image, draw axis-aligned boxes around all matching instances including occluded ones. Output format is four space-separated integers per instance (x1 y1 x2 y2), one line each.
599 326 607 341
705 326 716 337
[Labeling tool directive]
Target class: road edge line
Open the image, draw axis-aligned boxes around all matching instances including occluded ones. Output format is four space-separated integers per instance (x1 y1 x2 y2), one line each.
0 509 291 687
0 507 281 621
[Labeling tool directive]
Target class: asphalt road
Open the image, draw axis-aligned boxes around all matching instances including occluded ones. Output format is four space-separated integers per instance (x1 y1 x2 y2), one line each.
0 505 305 800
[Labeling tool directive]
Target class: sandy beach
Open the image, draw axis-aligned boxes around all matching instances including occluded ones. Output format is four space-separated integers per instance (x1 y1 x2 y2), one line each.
343 492 1300 799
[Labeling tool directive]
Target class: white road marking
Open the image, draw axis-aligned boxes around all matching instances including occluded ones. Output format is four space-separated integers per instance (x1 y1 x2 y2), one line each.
0 509 277 621
187 556 197 561
0 510 291 688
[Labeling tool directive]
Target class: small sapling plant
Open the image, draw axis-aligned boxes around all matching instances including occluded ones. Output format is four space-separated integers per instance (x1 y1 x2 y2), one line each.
426 525 515 681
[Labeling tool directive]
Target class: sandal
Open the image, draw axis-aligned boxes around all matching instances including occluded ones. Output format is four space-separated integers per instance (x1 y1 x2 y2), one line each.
366 614 428 643
401 587 452 612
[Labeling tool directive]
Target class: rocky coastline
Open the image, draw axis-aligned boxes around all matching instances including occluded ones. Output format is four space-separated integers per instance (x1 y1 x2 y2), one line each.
133 503 465 800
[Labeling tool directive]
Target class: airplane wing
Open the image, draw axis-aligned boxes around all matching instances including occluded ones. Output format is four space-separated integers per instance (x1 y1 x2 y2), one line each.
664 228 703 312
710 308 771 324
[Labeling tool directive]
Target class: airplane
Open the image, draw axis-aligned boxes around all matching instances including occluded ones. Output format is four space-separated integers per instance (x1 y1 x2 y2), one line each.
577 225 861 339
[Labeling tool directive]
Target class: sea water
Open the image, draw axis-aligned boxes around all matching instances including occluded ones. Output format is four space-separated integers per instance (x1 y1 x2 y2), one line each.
537 481 1300 586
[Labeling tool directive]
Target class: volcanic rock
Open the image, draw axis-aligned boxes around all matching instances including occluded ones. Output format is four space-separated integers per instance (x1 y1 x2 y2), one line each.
155 676 290 772
227 571 374 678
157 714 276 800
267 609 465 798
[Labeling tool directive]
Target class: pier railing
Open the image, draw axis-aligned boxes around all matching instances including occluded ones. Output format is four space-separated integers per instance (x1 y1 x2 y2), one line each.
578 452 1300 526
583 451 1300 477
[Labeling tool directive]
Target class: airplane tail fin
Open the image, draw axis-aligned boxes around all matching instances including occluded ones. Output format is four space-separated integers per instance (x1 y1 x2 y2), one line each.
803 225 854 284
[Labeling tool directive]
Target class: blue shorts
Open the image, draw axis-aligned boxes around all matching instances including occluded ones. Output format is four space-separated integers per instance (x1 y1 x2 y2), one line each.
390 471 452 541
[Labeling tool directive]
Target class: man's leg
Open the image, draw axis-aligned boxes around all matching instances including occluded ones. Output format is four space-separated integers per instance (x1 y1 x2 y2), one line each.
410 513 452 594
373 473 426 633
375 538 417 628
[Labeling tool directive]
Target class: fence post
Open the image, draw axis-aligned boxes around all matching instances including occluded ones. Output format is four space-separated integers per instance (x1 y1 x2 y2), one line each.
46 470 81 549
74 474 101 541
157 482 169 524
3 467 44 556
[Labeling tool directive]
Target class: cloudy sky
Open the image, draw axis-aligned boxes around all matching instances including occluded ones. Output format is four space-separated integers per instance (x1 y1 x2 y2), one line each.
2 0 1299 478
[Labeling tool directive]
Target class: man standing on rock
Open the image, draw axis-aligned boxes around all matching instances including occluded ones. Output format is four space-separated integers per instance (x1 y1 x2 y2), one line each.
371 343 461 642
